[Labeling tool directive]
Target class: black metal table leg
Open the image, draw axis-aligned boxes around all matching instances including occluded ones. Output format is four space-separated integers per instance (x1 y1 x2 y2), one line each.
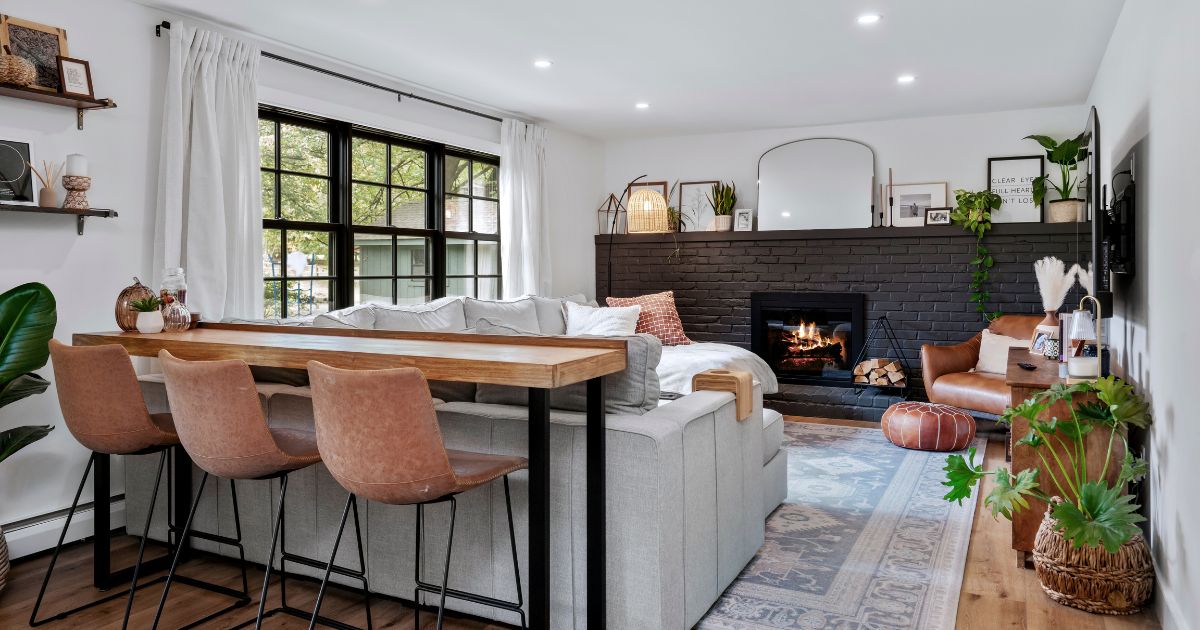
586 377 606 629
93 453 112 590
527 388 550 630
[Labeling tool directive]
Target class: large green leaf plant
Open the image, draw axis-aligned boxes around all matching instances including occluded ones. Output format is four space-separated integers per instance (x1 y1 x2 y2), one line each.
0 283 57 465
1026 132 1091 206
943 376 1151 553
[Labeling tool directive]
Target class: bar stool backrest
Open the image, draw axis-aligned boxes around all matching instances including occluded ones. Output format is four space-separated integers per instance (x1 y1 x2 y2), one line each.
307 361 457 505
48 339 174 454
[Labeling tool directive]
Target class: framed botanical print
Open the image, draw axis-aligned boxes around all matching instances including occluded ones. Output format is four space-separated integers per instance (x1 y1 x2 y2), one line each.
0 15 69 93
677 180 719 231
989 155 1044 223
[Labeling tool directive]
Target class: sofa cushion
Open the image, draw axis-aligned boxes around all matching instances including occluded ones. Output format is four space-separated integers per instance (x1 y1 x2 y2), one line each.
532 294 588 335
313 303 375 329
374 299 467 332
929 371 1010 415
606 290 692 346
564 301 640 336
473 321 662 415
463 296 541 332
762 409 784 466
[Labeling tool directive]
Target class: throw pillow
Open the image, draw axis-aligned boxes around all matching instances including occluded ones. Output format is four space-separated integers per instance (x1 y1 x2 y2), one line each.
975 329 1030 374
605 290 691 345
463 297 541 333
373 299 467 332
313 303 376 329
532 294 588 335
564 301 640 336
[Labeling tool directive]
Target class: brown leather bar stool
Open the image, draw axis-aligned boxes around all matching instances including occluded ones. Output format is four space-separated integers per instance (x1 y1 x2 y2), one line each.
155 350 371 630
306 361 529 630
31 340 182 629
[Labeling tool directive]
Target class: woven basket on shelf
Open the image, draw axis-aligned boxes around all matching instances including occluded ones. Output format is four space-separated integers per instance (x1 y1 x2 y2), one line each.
0 48 37 87
1033 498 1154 615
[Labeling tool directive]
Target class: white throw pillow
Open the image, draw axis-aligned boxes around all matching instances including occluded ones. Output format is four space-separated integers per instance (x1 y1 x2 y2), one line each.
313 303 376 329
975 329 1030 374
373 299 467 332
564 301 641 337
463 297 542 333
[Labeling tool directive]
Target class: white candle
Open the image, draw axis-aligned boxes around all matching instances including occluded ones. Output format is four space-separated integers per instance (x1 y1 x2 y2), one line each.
65 154 88 177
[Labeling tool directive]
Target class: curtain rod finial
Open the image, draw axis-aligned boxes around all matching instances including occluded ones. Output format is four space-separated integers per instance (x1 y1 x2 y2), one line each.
156 20 171 37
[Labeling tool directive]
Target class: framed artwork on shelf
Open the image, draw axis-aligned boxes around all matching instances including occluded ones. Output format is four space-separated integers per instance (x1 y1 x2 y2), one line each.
0 15 69 93
890 182 947 227
57 56 93 98
733 208 754 231
924 207 952 225
0 138 37 205
678 180 718 231
988 155 1044 223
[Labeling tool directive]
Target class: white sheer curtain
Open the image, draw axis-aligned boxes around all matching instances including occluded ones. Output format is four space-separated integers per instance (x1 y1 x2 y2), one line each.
154 24 262 320
499 119 551 298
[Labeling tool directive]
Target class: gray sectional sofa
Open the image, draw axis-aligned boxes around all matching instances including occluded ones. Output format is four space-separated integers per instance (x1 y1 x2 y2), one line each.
126 295 788 629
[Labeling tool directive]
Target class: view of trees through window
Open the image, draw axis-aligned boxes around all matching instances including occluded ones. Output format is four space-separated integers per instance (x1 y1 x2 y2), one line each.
258 108 500 318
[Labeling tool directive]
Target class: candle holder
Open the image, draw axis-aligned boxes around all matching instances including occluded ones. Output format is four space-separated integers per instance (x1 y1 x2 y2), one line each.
62 175 91 211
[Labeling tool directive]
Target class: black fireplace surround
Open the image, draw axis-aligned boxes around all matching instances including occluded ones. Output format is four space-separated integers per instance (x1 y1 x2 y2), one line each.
751 292 865 387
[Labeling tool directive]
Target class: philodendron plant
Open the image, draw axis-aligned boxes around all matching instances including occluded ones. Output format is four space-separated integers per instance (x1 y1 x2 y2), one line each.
0 283 57 465
1026 132 1091 206
943 376 1150 552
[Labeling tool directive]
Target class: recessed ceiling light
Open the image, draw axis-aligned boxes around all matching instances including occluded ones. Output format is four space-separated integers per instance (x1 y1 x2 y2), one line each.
896 74 916 84
857 13 881 25
533 59 553 69
635 102 650 109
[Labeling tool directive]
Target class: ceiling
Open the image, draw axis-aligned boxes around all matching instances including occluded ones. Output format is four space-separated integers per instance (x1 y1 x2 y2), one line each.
139 0 1125 139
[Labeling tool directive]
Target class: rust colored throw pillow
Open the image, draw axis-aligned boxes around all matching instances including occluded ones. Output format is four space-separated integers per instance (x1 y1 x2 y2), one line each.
605 291 692 345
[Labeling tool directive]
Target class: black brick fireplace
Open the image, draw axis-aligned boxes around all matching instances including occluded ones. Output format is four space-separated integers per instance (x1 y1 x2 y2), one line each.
597 223 1089 421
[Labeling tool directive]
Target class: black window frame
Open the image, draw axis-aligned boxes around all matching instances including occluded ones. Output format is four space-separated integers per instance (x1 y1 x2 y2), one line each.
259 105 501 314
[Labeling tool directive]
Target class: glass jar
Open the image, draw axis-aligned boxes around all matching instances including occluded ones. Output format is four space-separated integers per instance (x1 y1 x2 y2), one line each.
161 267 187 306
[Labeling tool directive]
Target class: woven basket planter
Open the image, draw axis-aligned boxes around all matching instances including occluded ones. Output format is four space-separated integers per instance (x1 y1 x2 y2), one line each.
1 525 9 595
1033 498 1153 615
0 54 36 86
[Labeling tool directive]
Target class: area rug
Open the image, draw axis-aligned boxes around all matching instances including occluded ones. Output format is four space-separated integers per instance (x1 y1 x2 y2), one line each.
699 422 984 630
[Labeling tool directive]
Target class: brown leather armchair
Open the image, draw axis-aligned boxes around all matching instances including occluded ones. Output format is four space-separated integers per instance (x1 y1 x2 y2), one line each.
920 314 1042 415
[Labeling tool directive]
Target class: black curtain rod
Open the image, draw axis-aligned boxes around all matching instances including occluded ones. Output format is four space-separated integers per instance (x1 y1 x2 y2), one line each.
154 20 504 124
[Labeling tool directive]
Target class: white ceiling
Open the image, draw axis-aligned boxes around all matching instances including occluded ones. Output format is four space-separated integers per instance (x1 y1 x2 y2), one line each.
139 0 1125 139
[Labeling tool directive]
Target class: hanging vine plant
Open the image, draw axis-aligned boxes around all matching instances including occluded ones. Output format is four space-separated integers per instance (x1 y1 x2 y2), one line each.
949 189 1003 321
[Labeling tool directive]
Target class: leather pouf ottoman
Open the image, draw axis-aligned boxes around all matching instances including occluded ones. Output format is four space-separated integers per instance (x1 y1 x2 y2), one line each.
881 402 975 451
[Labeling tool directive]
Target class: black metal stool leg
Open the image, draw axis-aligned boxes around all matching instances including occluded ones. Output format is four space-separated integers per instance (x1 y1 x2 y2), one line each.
120 449 169 629
152 471 209 629
503 476 528 629
435 496 457 630
413 502 423 630
308 494 355 630
350 494 373 630
251 474 288 629
228 478 251 596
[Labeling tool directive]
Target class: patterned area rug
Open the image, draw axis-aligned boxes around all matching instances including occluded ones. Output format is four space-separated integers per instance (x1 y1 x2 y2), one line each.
699 422 983 630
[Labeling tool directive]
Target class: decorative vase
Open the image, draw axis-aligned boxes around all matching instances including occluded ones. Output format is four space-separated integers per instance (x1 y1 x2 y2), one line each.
136 310 164 334
62 175 91 212
161 301 192 332
1033 498 1154 615
0 525 8 596
38 187 57 208
1047 198 1085 223
0 52 36 86
714 215 733 231
115 277 155 331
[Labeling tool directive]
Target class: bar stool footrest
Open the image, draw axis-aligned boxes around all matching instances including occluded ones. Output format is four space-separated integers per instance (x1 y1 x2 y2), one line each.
228 603 367 630
281 550 367 581
28 574 170 627
415 579 525 614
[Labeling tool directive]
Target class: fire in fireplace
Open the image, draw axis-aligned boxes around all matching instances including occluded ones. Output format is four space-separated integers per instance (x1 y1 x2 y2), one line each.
751 293 865 386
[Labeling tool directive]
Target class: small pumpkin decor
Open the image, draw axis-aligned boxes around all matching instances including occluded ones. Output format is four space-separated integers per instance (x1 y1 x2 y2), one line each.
942 377 1154 615
115 277 154 332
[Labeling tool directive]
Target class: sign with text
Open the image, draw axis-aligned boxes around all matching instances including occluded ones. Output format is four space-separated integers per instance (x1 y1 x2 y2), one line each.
988 156 1044 223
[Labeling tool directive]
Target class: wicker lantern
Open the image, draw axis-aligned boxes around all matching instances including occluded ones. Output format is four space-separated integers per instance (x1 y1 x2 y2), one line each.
627 188 670 233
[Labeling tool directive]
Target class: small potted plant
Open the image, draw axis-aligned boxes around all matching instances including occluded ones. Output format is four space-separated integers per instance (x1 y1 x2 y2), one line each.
1026 132 1090 223
0 282 57 594
708 182 737 231
129 296 164 333
943 376 1154 614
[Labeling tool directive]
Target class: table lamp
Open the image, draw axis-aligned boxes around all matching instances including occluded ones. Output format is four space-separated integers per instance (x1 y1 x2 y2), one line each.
1067 295 1101 379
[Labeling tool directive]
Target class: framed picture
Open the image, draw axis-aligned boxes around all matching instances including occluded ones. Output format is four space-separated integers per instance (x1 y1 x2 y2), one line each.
890 182 947 227
924 207 952 225
733 208 754 231
0 15 69 93
57 56 93 98
989 155 1044 223
677 180 719 231
1030 329 1055 355
0 138 37 205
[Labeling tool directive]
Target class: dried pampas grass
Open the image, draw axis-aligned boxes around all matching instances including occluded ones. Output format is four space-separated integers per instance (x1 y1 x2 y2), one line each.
1071 263 1094 296
1034 256 1074 312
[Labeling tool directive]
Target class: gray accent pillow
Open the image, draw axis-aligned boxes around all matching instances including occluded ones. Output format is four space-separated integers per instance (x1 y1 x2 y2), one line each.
473 321 661 415
374 299 467 331
463 297 541 333
313 303 376 329
532 294 588 335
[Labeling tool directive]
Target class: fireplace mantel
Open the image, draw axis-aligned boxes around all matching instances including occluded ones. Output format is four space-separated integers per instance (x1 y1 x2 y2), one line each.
596 221 1089 244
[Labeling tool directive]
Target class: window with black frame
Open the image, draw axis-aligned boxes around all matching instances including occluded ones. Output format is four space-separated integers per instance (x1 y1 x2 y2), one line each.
444 153 501 299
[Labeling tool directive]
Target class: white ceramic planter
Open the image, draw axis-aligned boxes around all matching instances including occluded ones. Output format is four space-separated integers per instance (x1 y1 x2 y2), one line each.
714 215 734 231
1047 198 1085 223
136 310 165 334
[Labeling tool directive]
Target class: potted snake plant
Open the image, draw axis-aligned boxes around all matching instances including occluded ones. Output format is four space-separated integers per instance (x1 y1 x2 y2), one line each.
707 182 737 231
0 282 57 594
1026 132 1090 223
943 376 1153 614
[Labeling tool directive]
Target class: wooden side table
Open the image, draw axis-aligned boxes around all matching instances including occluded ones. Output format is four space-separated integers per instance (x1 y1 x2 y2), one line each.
1005 348 1123 567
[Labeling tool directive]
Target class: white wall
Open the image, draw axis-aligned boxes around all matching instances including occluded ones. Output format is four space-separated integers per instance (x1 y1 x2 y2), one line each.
546 129 604 298
1088 1 1200 628
602 105 1088 221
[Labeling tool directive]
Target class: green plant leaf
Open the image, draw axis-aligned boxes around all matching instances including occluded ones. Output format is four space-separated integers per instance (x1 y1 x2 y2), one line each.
943 446 984 504
0 283 57 386
1024 134 1059 152
1031 175 1047 206
1016 430 1045 448
0 372 50 409
1051 481 1145 552
1118 452 1149 485
985 467 1040 520
1054 419 1094 442
1093 375 1151 429
0 424 53 464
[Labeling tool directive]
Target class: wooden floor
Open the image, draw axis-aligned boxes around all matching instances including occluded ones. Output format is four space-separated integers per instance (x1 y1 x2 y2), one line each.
0 418 1160 629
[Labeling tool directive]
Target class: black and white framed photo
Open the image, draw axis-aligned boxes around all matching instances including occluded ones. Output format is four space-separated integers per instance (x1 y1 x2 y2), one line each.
677 180 718 231
0 15 69 93
0 138 36 205
890 182 947 227
57 56 93 98
733 208 754 231
988 155 1044 223
924 207 952 225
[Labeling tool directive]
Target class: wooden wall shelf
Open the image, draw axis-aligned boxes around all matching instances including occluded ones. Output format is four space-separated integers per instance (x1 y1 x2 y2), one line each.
0 203 118 235
0 83 117 130
597 221 1093 244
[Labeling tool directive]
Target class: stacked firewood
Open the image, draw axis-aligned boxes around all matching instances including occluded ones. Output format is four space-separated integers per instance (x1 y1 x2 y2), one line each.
852 358 906 387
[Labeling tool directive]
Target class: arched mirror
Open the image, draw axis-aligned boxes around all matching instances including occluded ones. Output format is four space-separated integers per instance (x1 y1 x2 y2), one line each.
757 138 876 230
